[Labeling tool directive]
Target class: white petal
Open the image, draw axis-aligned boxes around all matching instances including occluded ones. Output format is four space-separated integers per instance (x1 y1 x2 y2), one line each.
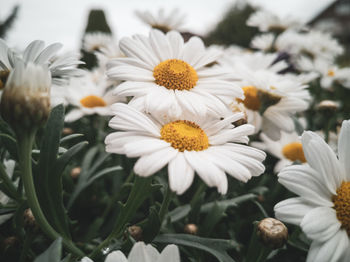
124 138 170 158
302 131 343 194
301 207 341 242
134 147 178 177
149 29 172 61
105 251 128 262
157 245 180 262
338 120 350 180
168 153 195 195
65 109 84 122
128 242 156 262
274 197 315 225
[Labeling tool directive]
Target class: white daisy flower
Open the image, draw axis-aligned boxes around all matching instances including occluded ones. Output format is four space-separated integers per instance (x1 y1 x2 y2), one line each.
107 29 242 117
0 160 16 225
297 57 350 89
0 39 83 86
135 8 186 32
83 32 114 53
219 52 310 140
82 242 180 262
251 131 306 173
105 103 266 195
274 120 350 262
64 70 125 122
250 33 275 51
247 10 301 32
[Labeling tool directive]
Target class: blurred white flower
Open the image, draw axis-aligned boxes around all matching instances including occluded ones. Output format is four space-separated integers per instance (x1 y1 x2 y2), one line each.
250 33 274 51
251 131 306 173
135 8 186 32
247 10 301 32
82 242 180 262
64 70 125 122
107 29 242 118
83 32 114 53
105 103 265 195
275 120 350 262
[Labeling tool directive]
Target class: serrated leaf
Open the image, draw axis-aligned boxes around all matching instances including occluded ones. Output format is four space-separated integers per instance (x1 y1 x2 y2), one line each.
34 238 62 262
200 202 227 236
154 234 238 262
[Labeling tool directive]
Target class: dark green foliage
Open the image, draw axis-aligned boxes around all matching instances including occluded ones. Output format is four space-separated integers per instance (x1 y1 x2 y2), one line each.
80 9 113 69
0 5 19 39
204 4 258 47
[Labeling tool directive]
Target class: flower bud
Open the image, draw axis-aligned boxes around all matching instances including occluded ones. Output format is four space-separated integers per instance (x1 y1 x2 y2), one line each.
23 208 38 231
257 218 288 249
184 223 198 235
70 167 82 180
127 225 143 241
0 62 51 133
317 100 339 113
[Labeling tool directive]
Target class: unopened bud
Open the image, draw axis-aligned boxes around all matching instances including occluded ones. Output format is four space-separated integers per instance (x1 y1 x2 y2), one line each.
127 225 143 241
62 127 74 135
317 100 339 113
23 208 38 231
184 223 198 235
257 218 288 249
0 62 51 134
70 167 81 180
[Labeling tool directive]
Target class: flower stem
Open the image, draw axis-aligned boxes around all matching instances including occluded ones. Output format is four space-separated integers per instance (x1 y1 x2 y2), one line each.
17 131 84 257
159 185 173 222
89 175 153 259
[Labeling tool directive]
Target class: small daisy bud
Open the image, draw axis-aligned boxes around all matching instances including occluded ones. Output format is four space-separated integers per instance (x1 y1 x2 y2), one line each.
184 223 198 235
127 225 143 241
23 208 38 231
62 127 74 135
0 62 51 134
317 100 339 112
257 218 288 249
70 167 82 180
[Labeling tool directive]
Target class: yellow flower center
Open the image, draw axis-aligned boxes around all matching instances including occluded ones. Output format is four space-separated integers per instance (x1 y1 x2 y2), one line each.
80 95 107 108
160 120 209 152
237 86 261 111
333 181 350 236
153 59 198 91
327 70 335 77
282 142 306 163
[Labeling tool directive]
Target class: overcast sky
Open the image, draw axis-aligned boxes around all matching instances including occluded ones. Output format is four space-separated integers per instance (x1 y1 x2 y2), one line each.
1 0 335 51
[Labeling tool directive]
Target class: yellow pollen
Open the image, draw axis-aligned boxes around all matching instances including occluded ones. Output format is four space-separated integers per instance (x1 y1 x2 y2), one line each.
153 59 198 91
282 142 306 163
80 95 107 108
237 86 261 111
160 120 209 152
333 181 350 236
327 70 335 77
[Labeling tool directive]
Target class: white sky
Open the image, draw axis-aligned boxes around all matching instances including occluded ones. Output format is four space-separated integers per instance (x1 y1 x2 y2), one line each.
1 0 335 51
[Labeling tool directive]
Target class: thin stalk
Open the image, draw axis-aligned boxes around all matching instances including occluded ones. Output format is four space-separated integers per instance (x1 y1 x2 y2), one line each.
159 185 173 222
17 131 84 257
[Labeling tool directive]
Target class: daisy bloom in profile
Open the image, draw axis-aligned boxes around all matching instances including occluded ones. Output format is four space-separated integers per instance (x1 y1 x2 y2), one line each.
64 71 125 122
220 52 310 140
83 32 114 53
247 9 301 32
135 8 186 33
107 29 243 117
251 131 306 173
82 242 180 262
0 39 83 86
105 103 266 194
274 120 350 262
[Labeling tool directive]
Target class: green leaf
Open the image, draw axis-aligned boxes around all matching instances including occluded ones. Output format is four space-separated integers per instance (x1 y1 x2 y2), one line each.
34 105 71 239
0 133 17 160
200 202 227 237
34 238 62 262
142 206 161 243
168 205 191 223
201 193 257 212
154 234 239 262
60 134 84 144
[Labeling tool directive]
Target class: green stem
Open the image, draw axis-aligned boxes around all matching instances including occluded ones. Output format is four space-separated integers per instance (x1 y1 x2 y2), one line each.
89 175 153 259
245 223 271 262
190 182 206 207
159 186 173 222
17 131 84 257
